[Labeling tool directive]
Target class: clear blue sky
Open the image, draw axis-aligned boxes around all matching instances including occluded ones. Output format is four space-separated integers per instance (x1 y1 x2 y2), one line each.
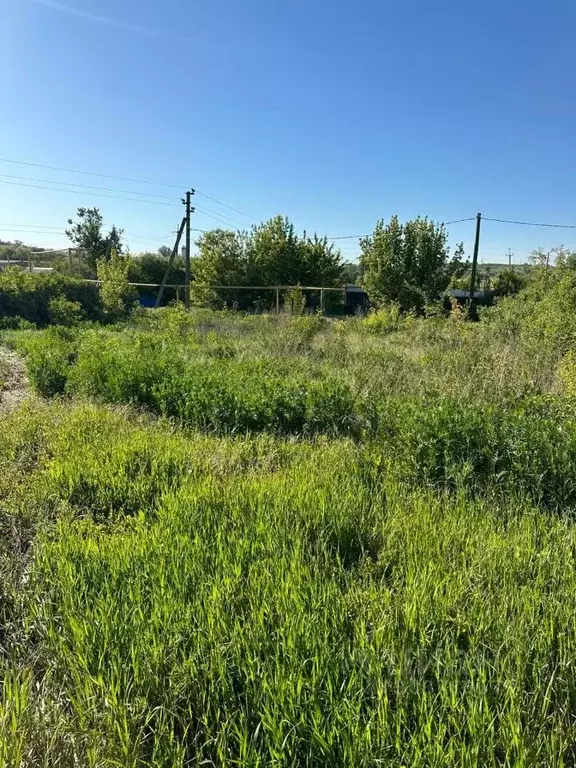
2 0 575 263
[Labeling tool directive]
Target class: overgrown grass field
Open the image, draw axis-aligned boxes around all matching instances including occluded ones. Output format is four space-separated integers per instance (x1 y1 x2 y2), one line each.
3 269 576 766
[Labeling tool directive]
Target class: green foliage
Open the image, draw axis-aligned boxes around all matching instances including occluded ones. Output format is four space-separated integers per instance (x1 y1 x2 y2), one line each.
47 296 83 326
66 207 124 271
191 229 247 308
193 216 343 309
61 330 358 436
492 267 526 296
360 216 467 311
9 327 78 396
361 304 402 334
128 252 186 305
3 402 576 764
556 349 576 397
0 239 33 264
341 261 362 284
96 250 137 321
378 395 576 507
7 274 576 763
285 284 306 315
0 268 101 326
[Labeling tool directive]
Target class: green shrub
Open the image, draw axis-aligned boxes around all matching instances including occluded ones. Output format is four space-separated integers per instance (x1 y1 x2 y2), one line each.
55 331 359 436
361 304 402 334
48 296 83 326
96 251 137 321
10 328 78 396
0 269 102 326
379 395 576 507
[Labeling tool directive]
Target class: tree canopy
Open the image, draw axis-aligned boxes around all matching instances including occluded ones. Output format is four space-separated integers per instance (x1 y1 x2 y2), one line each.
66 208 124 271
360 216 466 311
192 216 343 309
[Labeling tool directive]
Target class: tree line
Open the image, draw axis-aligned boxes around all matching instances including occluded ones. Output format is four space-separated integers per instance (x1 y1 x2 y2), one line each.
12 205 535 312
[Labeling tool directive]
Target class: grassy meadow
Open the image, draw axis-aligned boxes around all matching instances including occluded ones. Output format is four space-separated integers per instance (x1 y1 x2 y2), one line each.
3 272 576 766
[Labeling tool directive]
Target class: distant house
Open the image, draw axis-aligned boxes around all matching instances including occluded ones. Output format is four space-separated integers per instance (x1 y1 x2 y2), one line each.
344 285 369 314
448 289 494 307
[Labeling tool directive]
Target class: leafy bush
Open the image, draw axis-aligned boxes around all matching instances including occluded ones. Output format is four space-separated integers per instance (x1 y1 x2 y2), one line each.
379 395 576 507
361 304 402 334
54 330 359 436
96 251 137 321
48 296 83 326
0 269 102 326
10 327 78 396
557 350 576 397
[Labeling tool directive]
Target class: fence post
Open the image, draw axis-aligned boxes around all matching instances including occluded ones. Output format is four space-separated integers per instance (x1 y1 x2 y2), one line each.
275 288 280 314
320 288 324 313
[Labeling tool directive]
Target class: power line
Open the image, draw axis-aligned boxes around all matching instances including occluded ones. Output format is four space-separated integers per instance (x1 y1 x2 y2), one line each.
484 216 576 229
0 173 179 201
0 157 260 221
0 221 201 244
0 156 183 190
195 191 260 222
444 217 477 226
325 217 477 241
0 228 66 236
0 179 178 206
195 204 246 227
0 222 65 230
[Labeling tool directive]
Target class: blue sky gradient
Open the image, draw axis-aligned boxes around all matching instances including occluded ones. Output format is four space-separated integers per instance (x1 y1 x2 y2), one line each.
2 0 575 262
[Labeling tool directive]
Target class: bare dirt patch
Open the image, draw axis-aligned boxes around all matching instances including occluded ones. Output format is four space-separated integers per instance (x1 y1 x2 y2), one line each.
0 347 29 411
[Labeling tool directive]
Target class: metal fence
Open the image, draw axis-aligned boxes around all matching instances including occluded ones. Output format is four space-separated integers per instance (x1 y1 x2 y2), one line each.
83 280 350 313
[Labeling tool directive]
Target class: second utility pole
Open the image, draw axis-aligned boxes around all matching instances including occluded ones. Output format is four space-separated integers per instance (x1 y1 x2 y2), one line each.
469 212 482 311
184 189 195 310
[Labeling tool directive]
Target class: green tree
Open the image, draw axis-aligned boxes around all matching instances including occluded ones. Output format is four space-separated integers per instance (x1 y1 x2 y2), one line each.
360 216 466 311
66 208 124 272
96 250 136 320
192 217 343 310
246 216 342 287
493 268 526 296
191 229 248 307
106 225 124 258
342 261 362 284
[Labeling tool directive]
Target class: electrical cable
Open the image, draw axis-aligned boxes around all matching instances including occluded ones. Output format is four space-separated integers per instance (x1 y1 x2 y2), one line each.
0 179 178 206
484 216 576 229
0 173 179 201
0 157 261 221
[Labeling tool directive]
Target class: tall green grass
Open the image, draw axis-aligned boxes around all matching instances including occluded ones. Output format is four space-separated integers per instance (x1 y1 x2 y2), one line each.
4 294 576 765
2 403 576 765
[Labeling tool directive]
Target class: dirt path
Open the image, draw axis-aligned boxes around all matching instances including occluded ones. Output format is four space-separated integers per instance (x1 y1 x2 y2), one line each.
0 347 29 412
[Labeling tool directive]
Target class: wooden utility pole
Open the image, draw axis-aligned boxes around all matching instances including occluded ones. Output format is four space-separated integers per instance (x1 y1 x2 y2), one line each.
184 189 195 310
508 248 512 268
469 212 482 308
154 217 187 308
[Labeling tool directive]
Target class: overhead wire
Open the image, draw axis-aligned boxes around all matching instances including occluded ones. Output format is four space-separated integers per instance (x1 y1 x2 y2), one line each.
0 157 183 189
0 157 260 221
0 173 179 201
0 179 179 206
194 204 246 227
325 217 477 241
195 191 259 222
0 228 67 236
483 216 576 229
